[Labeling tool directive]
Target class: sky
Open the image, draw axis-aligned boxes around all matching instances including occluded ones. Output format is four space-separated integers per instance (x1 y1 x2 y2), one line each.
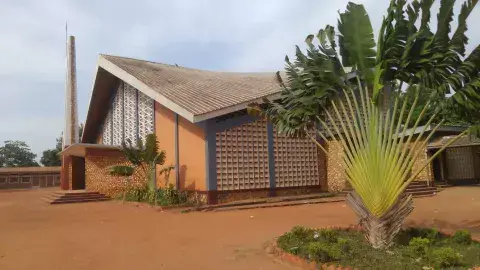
0 0 479 162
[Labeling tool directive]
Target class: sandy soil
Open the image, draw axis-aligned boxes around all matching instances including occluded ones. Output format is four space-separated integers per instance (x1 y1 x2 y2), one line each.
0 187 479 270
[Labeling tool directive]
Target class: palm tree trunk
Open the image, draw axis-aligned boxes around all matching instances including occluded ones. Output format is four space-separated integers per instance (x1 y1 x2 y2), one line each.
346 191 414 249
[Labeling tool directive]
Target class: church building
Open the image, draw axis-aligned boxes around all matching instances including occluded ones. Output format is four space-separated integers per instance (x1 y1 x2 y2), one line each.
59 51 438 204
60 54 340 204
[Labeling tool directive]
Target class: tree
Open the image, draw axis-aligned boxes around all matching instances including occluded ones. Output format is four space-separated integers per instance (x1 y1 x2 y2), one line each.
0 141 39 167
40 124 85 167
40 149 61 166
109 134 174 205
249 0 478 249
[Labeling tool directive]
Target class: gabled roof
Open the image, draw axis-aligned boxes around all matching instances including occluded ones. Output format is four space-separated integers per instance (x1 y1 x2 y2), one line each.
99 54 282 122
82 54 282 143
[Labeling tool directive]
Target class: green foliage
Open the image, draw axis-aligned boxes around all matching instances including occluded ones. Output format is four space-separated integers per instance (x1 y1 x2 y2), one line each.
338 2 376 82
277 227 479 268
408 237 430 255
111 133 172 191
453 229 472 244
291 226 314 240
307 242 340 262
397 227 442 244
337 237 352 254
122 184 188 206
318 229 339 243
41 124 84 167
108 165 134 176
429 247 463 268
250 0 479 249
40 149 61 166
0 140 39 167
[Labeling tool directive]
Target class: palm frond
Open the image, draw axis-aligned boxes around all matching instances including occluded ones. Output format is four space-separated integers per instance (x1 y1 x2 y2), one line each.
109 165 134 177
338 2 376 82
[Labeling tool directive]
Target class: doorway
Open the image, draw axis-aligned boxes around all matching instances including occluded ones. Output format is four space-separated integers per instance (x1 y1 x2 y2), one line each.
71 156 86 190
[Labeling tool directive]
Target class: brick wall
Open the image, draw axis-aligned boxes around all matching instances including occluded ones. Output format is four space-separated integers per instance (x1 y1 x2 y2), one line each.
213 186 324 204
326 140 347 192
410 139 433 182
84 148 146 196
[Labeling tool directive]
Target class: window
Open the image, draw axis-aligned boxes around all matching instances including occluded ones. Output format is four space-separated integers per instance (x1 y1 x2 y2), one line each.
21 176 31 184
9 176 19 184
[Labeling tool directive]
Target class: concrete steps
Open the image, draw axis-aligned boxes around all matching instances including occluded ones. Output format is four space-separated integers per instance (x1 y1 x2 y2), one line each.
340 181 438 197
42 191 111 204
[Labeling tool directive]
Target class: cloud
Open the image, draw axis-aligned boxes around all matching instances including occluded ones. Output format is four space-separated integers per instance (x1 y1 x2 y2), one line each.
0 0 479 160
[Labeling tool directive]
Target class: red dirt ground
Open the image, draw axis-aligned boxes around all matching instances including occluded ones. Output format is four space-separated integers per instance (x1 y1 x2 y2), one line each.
0 187 479 270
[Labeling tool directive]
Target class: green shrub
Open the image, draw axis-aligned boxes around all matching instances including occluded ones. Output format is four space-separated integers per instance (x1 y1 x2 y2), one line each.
155 184 188 205
291 226 315 240
307 242 340 262
337 237 351 254
408 237 430 255
430 247 463 268
318 229 339 243
453 230 472 245
278 231 307 253
396 227 442 245
122 184 188 206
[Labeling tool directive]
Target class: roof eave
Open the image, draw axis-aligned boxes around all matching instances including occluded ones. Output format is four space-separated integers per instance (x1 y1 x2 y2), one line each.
98 56 197 123
191 92 282 123
81 59 102 143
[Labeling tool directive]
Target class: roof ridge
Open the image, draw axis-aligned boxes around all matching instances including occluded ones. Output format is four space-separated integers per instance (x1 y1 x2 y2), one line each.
99 53 279 76
100 54 190 70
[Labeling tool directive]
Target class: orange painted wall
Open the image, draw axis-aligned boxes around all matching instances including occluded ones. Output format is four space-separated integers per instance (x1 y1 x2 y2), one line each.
154 102 177 188
178 116 206 191
154 102 206 191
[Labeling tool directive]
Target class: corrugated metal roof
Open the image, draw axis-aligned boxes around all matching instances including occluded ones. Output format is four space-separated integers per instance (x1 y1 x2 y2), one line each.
428 135 480 149
101 54 282 117
0 166 61 174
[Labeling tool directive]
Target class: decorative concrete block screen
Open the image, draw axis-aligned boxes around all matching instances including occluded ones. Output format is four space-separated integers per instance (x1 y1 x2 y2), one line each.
216 119 270 190
446 147 475 180
112 83 124 145
273 130 319 187
138 91 155 142
100 81 153 146
124 83 138 145
102 110 113 145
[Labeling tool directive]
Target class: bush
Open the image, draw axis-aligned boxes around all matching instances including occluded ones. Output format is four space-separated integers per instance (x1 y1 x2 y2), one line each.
291 226 315 240
337 237 351 254
276 227 480 269
278 227 313 254
453 230 472 245
318 229 339 243
122 184 188 206
430 247 463 268
395 227 441 245
307 242 340 262
408 237 430 255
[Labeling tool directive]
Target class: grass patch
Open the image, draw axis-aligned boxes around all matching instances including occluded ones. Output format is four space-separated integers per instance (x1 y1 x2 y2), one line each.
116 184 191 206
277 226 480 269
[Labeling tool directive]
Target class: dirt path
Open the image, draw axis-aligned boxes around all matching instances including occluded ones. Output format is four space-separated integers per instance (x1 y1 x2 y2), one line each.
0 187 479 270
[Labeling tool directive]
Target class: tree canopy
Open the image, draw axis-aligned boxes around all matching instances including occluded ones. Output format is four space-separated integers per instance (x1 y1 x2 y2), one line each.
40 123 84 167
249 0 479 249
0 140 39 167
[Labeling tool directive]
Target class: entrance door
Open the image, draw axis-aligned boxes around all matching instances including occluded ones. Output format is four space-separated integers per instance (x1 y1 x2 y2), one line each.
71 156 86 190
